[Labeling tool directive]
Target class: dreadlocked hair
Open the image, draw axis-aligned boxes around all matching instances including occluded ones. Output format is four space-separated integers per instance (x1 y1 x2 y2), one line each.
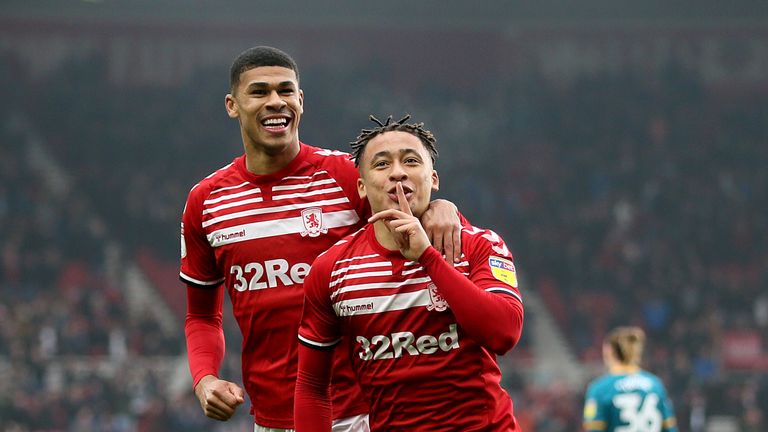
350 114 438 167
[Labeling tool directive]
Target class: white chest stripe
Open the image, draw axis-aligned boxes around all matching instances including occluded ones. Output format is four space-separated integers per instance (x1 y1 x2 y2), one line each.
203 197 265 217
333 289 431 316
202 197 351 227
330 269 393 288
206 209 359 247
330 276 432 300
203 188 261 205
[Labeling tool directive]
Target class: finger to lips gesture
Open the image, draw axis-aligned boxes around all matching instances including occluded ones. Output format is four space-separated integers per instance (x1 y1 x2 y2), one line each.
368 182 430 261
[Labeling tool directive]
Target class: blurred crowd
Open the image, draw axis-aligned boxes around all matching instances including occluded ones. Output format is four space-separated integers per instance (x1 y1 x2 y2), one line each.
1 41 766 431
495 67 768 430
0 54 244 431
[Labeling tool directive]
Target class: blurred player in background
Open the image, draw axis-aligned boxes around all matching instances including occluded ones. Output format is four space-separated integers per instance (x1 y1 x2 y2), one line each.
583 326 678 432
180 47 464 431
295 115 524 431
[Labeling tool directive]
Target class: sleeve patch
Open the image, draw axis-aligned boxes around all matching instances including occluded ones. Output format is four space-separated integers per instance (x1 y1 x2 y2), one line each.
180 222 187 258
583 398 598 419
489 256 518 287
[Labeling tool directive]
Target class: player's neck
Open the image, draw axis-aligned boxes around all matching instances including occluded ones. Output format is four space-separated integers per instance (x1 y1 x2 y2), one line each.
372 221 401 252
243 140 300 175
609 364 641 375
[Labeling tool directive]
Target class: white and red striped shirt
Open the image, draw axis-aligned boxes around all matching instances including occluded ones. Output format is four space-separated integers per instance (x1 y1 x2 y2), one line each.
299 224 523 430
181 143 369 428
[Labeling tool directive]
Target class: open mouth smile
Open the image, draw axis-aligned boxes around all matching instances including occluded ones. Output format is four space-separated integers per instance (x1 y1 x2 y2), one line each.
261 116 291 132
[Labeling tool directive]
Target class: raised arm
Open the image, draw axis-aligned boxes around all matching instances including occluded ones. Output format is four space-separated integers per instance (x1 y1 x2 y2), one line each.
369 183 523 354
419 247 523 354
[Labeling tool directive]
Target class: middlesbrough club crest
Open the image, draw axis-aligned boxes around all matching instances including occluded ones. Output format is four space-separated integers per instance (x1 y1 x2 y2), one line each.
300 207 328 237
426 283 449 312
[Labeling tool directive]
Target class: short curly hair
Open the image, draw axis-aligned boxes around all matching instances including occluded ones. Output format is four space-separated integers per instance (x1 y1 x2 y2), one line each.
350 114 438 167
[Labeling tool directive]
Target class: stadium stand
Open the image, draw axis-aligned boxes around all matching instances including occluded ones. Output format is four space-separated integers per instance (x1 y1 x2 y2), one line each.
1 20 766 431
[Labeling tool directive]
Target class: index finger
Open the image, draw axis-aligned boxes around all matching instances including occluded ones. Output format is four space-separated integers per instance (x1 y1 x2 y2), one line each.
396 182 412 216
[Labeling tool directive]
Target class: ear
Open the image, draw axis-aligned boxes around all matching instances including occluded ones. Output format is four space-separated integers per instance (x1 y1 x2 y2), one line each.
357 177 367 200
225 93 238 119
298 88 305 114
431 170 440 192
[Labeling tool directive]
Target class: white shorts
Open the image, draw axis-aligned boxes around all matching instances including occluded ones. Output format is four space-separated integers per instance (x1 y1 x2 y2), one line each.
332 413 370 432
254 425 292 432
254 413 369 432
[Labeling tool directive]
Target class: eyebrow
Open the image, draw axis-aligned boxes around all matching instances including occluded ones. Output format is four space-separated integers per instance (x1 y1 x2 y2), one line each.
245 81 297 90
370 148 423 161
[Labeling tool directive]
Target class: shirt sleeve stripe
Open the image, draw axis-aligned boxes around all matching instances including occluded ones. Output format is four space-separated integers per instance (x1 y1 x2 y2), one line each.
298 334 340 350
179 272 225 287
486 287 522 303
583 420 607 430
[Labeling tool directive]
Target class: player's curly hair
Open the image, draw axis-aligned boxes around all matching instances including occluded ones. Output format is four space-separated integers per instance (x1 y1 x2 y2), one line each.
350 114 438 167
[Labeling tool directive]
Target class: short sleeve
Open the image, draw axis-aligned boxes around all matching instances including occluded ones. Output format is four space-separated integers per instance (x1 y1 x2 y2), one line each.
658 382 678 431
583 383 608 431
298 254 342 349
465 228 522 304
180 187 224 287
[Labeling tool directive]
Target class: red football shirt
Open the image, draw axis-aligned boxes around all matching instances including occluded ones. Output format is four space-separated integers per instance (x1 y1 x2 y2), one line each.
299 224 522 431
180 143 369 428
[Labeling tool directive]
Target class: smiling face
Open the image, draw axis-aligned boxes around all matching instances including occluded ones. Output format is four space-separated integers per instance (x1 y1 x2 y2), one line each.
357 131 439 217
225 65 304 157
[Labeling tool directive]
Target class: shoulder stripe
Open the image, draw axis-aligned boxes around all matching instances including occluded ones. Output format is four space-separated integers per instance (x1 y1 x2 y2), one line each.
210 181 250 195
190 163 234 193
202 162 234 182
273 186 344 200
330 270 393 288
204 188 261 205
282 170 329 181
317 234 367 260
272 178 337 191
331 261 391 277
335 253 380 264
313 149 350 157
203 197 265 216
462 226 484 236
401 266 423 276
486 287 522 303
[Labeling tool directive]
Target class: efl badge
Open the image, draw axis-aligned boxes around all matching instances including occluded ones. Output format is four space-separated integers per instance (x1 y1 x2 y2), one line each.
489 256 518 287
180 222 187 258
426 283 449 312
584 399 597 419
300 207 328 237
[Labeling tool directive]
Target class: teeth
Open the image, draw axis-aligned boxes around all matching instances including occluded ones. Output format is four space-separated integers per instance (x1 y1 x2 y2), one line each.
263 118 288 126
